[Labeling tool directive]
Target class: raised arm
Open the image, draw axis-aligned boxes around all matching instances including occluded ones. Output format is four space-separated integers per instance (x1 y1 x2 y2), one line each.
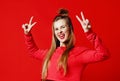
75 12 110 63
22 16 47 60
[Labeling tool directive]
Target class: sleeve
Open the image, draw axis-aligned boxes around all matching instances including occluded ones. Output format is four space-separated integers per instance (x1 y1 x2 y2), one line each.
77 29 110 64
24 33 48 60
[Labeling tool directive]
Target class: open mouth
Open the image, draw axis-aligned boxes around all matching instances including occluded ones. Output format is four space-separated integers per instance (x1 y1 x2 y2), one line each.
58 33 65 39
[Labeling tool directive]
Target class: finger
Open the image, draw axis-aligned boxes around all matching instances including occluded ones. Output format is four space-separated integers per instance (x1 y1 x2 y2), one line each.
31 22 37 28
76 15 82 24
22 24 28 29
86 19 89 24
29 16 34 25
88 25 91 28
81 11 85 21
22 24 25 29
86 19 91 26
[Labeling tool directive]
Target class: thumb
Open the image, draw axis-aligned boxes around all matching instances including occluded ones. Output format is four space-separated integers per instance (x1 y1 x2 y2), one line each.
22 24 26 30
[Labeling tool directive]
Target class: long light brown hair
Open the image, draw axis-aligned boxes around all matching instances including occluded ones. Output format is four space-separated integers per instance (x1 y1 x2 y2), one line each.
42 9 75 80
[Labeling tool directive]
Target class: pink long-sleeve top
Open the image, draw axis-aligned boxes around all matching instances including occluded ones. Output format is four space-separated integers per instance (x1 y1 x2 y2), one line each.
24 30 110 81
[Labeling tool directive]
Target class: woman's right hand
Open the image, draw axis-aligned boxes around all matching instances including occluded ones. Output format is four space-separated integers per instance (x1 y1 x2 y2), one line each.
22 16 37 35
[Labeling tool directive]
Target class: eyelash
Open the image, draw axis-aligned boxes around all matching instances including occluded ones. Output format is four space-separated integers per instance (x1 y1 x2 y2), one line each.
55 26 66 31
62 26 65 28
55 28 58 31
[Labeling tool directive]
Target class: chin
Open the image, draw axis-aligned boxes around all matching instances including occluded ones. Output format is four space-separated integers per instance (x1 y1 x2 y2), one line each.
59 39 68 43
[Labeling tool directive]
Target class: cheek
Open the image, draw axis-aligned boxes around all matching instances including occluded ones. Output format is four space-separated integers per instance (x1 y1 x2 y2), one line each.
65 29 70 37
54 31 58 37
66 31 70 37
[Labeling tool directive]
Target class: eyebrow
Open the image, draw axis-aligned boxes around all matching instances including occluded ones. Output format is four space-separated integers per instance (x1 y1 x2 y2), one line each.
54 24 66 28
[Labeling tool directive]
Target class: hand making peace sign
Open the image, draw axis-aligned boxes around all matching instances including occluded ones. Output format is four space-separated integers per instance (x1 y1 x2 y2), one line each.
22 16 37 34
76 12 91 32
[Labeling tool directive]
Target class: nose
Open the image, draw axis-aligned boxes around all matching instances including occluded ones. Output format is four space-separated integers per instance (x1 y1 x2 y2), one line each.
59 30 63 34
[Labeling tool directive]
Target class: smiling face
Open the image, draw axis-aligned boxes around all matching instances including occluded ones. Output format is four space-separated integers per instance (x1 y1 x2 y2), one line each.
54 19 70 46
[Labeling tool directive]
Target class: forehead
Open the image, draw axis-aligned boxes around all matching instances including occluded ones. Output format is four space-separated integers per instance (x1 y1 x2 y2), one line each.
54 19 67 28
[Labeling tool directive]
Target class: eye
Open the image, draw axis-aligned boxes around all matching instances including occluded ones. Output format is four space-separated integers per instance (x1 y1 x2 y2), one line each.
61 26 65 28
55 28 58 31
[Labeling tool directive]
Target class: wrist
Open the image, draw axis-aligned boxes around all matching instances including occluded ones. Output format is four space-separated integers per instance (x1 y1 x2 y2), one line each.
24 31 31 35
85 28 93 35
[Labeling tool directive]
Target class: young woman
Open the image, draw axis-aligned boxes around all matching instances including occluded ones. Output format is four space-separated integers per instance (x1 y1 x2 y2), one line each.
22 9 110 81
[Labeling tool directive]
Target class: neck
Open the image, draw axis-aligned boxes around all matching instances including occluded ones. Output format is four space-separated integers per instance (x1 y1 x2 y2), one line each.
60 42 66 47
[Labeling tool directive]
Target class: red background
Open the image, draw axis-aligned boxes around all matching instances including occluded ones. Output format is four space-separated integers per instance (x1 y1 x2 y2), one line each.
0 0 120 81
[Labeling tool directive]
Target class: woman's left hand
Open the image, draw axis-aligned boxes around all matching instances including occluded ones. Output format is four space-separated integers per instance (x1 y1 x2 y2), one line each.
76 12 91 32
